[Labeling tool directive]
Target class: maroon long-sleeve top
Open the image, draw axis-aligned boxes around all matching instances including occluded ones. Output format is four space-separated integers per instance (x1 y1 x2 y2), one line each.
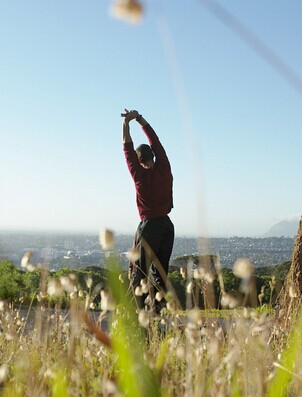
123 124 173 220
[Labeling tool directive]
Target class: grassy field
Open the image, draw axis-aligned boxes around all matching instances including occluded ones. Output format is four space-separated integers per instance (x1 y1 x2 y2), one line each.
0 245 301 397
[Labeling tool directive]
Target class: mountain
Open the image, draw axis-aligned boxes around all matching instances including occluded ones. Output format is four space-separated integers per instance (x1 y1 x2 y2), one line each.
262 218 300 238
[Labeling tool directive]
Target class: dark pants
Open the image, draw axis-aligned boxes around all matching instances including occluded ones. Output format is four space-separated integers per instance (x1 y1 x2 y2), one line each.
131 215 174 292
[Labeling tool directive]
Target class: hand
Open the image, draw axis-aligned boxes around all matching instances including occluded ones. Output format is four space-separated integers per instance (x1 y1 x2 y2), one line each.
121 109 139 123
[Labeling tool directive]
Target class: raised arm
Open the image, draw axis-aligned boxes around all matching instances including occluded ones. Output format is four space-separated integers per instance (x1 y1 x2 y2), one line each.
121 109 147 144
121 109 149 144
121 109 170 166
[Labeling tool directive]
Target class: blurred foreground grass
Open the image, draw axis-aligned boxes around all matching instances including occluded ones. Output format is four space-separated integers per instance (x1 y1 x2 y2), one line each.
0 244 301 396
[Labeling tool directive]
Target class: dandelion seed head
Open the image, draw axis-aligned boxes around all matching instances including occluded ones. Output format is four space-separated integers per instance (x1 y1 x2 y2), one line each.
167 301 176 312
269 276 276 289
126 247 140 262
243 307 249 318
193 269 200 279
155 291 165 302
144 294 152 306
0 364 9 384
204 271 215 283
289 285 297 299
188 309 202 324
103 379 119 396
21 252 32 268
135 286 143 296
100 290 115 311
111 0 143 24
208 339 220 357
68 273 76 281
138 310 150 328
60 276 75 293
180 266 187 278
26 264 36 272
233 258 254 279
140 279 149 294
99 229 115 251
221 293 238 309
176 345 185 359
47 279 63 296
44 369 54 379
186 281 194 294
5 333 14 341
85 275 93 289
140 278 147 287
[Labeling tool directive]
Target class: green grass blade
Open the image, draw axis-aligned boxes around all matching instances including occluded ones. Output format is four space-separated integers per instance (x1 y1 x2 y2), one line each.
266 307 302 397
105 253 161 397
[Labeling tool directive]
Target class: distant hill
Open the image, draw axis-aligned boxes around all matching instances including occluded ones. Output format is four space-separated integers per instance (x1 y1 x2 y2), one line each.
262 218 299 238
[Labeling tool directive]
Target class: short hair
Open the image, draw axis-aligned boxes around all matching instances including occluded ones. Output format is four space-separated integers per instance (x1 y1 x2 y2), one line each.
135 144 154 164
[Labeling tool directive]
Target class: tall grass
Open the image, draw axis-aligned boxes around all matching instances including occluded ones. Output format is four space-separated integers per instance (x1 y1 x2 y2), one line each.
0 235 301 397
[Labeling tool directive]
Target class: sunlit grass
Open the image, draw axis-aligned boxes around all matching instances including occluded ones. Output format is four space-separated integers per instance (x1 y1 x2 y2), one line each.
0 230 301 396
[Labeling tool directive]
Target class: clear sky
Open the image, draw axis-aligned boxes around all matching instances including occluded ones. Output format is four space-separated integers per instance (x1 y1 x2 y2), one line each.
0 0 301 237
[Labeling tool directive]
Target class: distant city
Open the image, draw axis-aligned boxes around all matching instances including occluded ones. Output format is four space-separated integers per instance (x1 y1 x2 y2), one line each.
0 231 295 271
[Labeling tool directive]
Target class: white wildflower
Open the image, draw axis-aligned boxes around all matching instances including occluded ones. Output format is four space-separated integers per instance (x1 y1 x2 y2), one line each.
233 258 254 279
99 229 115 251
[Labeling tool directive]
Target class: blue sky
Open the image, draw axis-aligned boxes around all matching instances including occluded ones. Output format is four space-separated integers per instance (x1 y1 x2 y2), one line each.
0 0 301 237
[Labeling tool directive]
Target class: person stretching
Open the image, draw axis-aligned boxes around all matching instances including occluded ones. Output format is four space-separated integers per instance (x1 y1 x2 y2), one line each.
121 109 174 312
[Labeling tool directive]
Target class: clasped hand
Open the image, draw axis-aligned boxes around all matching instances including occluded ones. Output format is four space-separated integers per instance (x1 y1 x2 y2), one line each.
121 109 139 123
